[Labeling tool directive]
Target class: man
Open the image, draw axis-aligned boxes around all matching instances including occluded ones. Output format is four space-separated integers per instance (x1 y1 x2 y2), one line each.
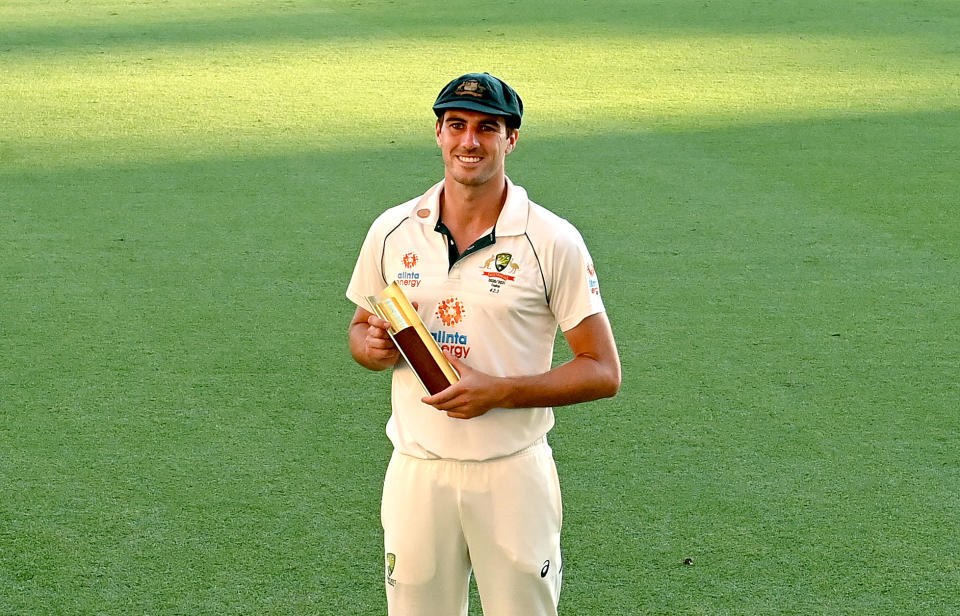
346 72 620 616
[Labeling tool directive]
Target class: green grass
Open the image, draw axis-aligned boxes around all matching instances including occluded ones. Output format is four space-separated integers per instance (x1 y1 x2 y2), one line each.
2 1 958 614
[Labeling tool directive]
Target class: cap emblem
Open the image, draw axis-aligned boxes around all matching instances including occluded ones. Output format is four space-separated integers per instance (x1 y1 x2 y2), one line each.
455 79 486 98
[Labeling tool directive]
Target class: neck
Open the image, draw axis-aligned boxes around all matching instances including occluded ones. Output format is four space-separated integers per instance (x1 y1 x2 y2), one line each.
440 174 508 232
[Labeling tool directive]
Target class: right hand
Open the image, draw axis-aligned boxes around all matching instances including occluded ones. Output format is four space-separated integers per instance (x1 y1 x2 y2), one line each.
354 302 418 369
363 313 400 365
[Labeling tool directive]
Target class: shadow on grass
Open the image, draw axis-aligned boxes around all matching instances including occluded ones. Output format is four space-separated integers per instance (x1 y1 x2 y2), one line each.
2 0 956 54
2 107 956 411
5 106 957 261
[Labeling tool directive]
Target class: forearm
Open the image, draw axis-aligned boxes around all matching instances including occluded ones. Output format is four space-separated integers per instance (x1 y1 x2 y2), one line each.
497 354 621 409
423 313 621 419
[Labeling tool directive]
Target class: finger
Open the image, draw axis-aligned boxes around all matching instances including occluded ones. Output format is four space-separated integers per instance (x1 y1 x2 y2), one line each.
443 352 470 377
446 407 481 420
367 315 392 330
371 347 399 361
367 324 392 338
433 393 473 413
421 384 463 408
367 337 396 350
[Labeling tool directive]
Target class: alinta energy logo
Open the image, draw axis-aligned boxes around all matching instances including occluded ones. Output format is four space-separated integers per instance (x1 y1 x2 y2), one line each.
586 262 600 296
432 297 471 359
397 252 421 288
436 297 465 326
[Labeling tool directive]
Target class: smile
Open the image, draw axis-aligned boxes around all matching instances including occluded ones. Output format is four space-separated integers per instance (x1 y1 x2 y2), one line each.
456 155 483 163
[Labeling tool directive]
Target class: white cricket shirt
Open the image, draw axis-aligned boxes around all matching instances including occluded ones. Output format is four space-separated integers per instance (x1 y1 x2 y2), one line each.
346 178 605 461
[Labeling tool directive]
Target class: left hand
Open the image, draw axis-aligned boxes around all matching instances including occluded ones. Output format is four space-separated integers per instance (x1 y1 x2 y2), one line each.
421 354 507 420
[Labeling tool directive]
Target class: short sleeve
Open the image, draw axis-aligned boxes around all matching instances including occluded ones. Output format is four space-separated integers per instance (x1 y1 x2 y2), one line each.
547 223 606 332
346 218 391 309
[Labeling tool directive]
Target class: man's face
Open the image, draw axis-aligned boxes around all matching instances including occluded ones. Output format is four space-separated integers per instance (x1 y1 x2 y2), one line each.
435 109 518 188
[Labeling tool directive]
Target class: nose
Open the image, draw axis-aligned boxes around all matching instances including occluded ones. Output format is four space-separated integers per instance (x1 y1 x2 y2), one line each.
460 127 480 148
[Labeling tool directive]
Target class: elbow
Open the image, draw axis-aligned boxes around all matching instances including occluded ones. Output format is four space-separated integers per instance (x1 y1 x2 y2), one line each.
602 372 621 399
578 354 621 400
597 362 621 399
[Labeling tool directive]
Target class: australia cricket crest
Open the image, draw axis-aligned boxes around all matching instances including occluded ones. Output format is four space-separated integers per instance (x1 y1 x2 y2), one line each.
386 552 397 587
481 252 519 294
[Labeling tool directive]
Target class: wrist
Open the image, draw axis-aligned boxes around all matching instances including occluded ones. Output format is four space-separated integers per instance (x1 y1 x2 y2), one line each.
493 376 518 409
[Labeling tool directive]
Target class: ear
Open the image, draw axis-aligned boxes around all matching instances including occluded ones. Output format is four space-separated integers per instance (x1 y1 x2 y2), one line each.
435 118 443 146
505 128 519 154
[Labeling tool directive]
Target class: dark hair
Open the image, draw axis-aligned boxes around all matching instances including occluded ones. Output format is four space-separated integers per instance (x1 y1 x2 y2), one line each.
436 110 520 134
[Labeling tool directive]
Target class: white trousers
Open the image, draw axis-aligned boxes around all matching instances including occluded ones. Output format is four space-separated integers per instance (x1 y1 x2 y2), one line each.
381 440 563 616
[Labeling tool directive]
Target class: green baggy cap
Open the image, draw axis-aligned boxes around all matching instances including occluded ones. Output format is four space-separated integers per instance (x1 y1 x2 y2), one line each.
432 73 523 128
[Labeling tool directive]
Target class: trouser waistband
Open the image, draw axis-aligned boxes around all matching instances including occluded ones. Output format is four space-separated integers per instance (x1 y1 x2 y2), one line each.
396 436 550 463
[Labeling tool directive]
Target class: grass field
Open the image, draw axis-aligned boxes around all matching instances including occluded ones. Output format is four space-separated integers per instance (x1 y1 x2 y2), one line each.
2 1 958 614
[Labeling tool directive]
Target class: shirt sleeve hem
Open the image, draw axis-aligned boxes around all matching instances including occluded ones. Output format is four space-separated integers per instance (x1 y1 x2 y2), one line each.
557 306 605 333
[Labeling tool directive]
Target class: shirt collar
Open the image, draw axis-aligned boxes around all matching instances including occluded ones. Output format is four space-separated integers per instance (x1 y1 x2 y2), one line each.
409 177 530 237
496 177 530 237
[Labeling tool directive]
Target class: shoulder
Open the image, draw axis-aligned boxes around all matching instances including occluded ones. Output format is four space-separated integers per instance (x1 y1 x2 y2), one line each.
368 181 443 231
525 199 588 250
369 200 414 232
360 194 425 245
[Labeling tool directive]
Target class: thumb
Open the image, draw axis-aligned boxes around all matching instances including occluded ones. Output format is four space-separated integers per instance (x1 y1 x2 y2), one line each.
443 351 467 374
